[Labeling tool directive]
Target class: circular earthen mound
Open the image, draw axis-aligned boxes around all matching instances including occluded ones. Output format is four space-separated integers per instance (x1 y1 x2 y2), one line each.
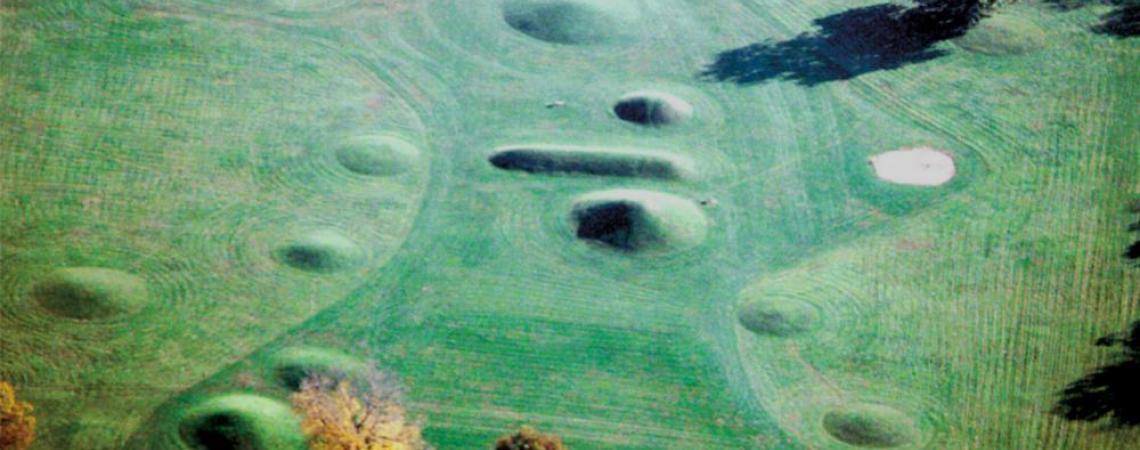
823 403 919 448
613 91 693 126
273 230 362 273
31 267 148 319
502 0 640 45
178 394 305 450
737 298 819 337
334 135 419 177
869 147 956 187
570 189 708 253
954 14 1046 56
270 346 367 390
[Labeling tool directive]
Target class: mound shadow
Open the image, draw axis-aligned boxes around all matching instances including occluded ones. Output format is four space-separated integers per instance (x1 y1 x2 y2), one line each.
569 190 708 254
502 0 637 45
700 1 984 86
32 267 148 319
613 91 692 126
178 395 304 450
737 298 819 337
822 403 919 448
1055 320 1140 427
489 146 694 180
273 230 362 273
270 346 366 391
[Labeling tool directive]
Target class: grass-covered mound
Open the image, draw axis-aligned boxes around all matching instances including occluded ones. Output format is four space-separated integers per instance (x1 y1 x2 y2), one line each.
822 403 919 448
737 297 819 337
502 0 640 45
335 135 420 177
178 394 305 450
273 230 362 273
954 14 1046 56
570 189 708 253
31 267 148 320
613 90 693 126
269 346 367 390
489 145 696 180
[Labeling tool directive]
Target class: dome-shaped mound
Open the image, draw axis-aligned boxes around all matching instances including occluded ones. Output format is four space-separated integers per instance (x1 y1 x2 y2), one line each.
502 0 640 45
489 145 697 180
270 346 367 390
334 135 419 177
31 267 149 319
178 394 305 450
273 230 362 273
570 189 708 253
613 91 693 126
737 298 819 337
954 14 1046 56
822 403 919 448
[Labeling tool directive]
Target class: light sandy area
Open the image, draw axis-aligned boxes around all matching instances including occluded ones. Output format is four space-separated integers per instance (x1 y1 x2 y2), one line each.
869 147 956 186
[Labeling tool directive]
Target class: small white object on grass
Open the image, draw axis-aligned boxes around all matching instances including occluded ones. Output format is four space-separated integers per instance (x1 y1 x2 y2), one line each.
545 100 567 109
868 147 956 186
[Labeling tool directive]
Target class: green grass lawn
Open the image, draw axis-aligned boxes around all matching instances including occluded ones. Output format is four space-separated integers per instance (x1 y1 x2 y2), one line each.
1 1 1137 449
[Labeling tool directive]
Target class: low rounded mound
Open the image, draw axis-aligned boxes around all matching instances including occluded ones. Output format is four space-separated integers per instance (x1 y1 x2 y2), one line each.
502 0 640 45
273 230 362 273
737 298 819 337
178 394 305 450
270 346 366 390
869 147 956 187
489 145 696 180
570 189 708 253
31 267 148 319
334 135 419 177
822 403 919 448
954 14 1046 56
613 91 693 126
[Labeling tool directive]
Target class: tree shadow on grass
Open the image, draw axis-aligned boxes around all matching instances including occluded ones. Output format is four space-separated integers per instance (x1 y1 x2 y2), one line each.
1044 0 1140 38
1055 320 1140 427
699 2 979 86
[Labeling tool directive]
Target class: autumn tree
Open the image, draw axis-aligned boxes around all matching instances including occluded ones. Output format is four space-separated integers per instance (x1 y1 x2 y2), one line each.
0 381 35 450
494 426 567 450
290 369 427 450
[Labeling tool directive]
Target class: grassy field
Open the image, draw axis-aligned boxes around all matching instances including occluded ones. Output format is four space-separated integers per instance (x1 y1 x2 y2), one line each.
1 0 1137 449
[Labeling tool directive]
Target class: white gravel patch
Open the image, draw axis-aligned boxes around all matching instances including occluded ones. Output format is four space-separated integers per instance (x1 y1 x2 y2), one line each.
869 147 956 186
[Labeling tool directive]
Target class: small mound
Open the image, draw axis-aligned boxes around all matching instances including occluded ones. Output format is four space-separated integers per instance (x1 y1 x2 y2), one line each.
570 189 708 253
869 147 956 187
737 298 818 337
273 230 362 273
489 145 696 180
334 135 419 177
31 267 148 319
178 394 305 450
954 14 1046 56
270 346 367 390
502 0 639 45
613 91 693 126
823 404 919 448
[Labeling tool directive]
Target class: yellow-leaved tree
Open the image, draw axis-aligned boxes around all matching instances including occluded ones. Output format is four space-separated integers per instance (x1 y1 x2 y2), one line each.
0 381 35 450
494 426 567 450
290 370 427 450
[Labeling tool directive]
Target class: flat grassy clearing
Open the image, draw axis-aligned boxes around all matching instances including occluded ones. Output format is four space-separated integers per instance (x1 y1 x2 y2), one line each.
1 1 1137 449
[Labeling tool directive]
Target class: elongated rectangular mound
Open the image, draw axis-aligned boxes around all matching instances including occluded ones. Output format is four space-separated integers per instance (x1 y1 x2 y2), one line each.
489 145 697 180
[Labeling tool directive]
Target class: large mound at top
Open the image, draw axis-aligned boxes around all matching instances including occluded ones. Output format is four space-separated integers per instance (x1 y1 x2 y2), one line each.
570 189 708 253
502 0 640 45
335 135 420 177
613 91 693 126
954 14 1046 56
869 147 956 187
822 403 919 448
269 346 367 390
273 230 362 273
178 394 305 450
31 267 149 319
489 145 696 180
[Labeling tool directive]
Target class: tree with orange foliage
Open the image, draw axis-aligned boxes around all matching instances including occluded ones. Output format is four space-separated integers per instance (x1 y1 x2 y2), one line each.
0 381 35 450
494 426 567 450
290 370 428 450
